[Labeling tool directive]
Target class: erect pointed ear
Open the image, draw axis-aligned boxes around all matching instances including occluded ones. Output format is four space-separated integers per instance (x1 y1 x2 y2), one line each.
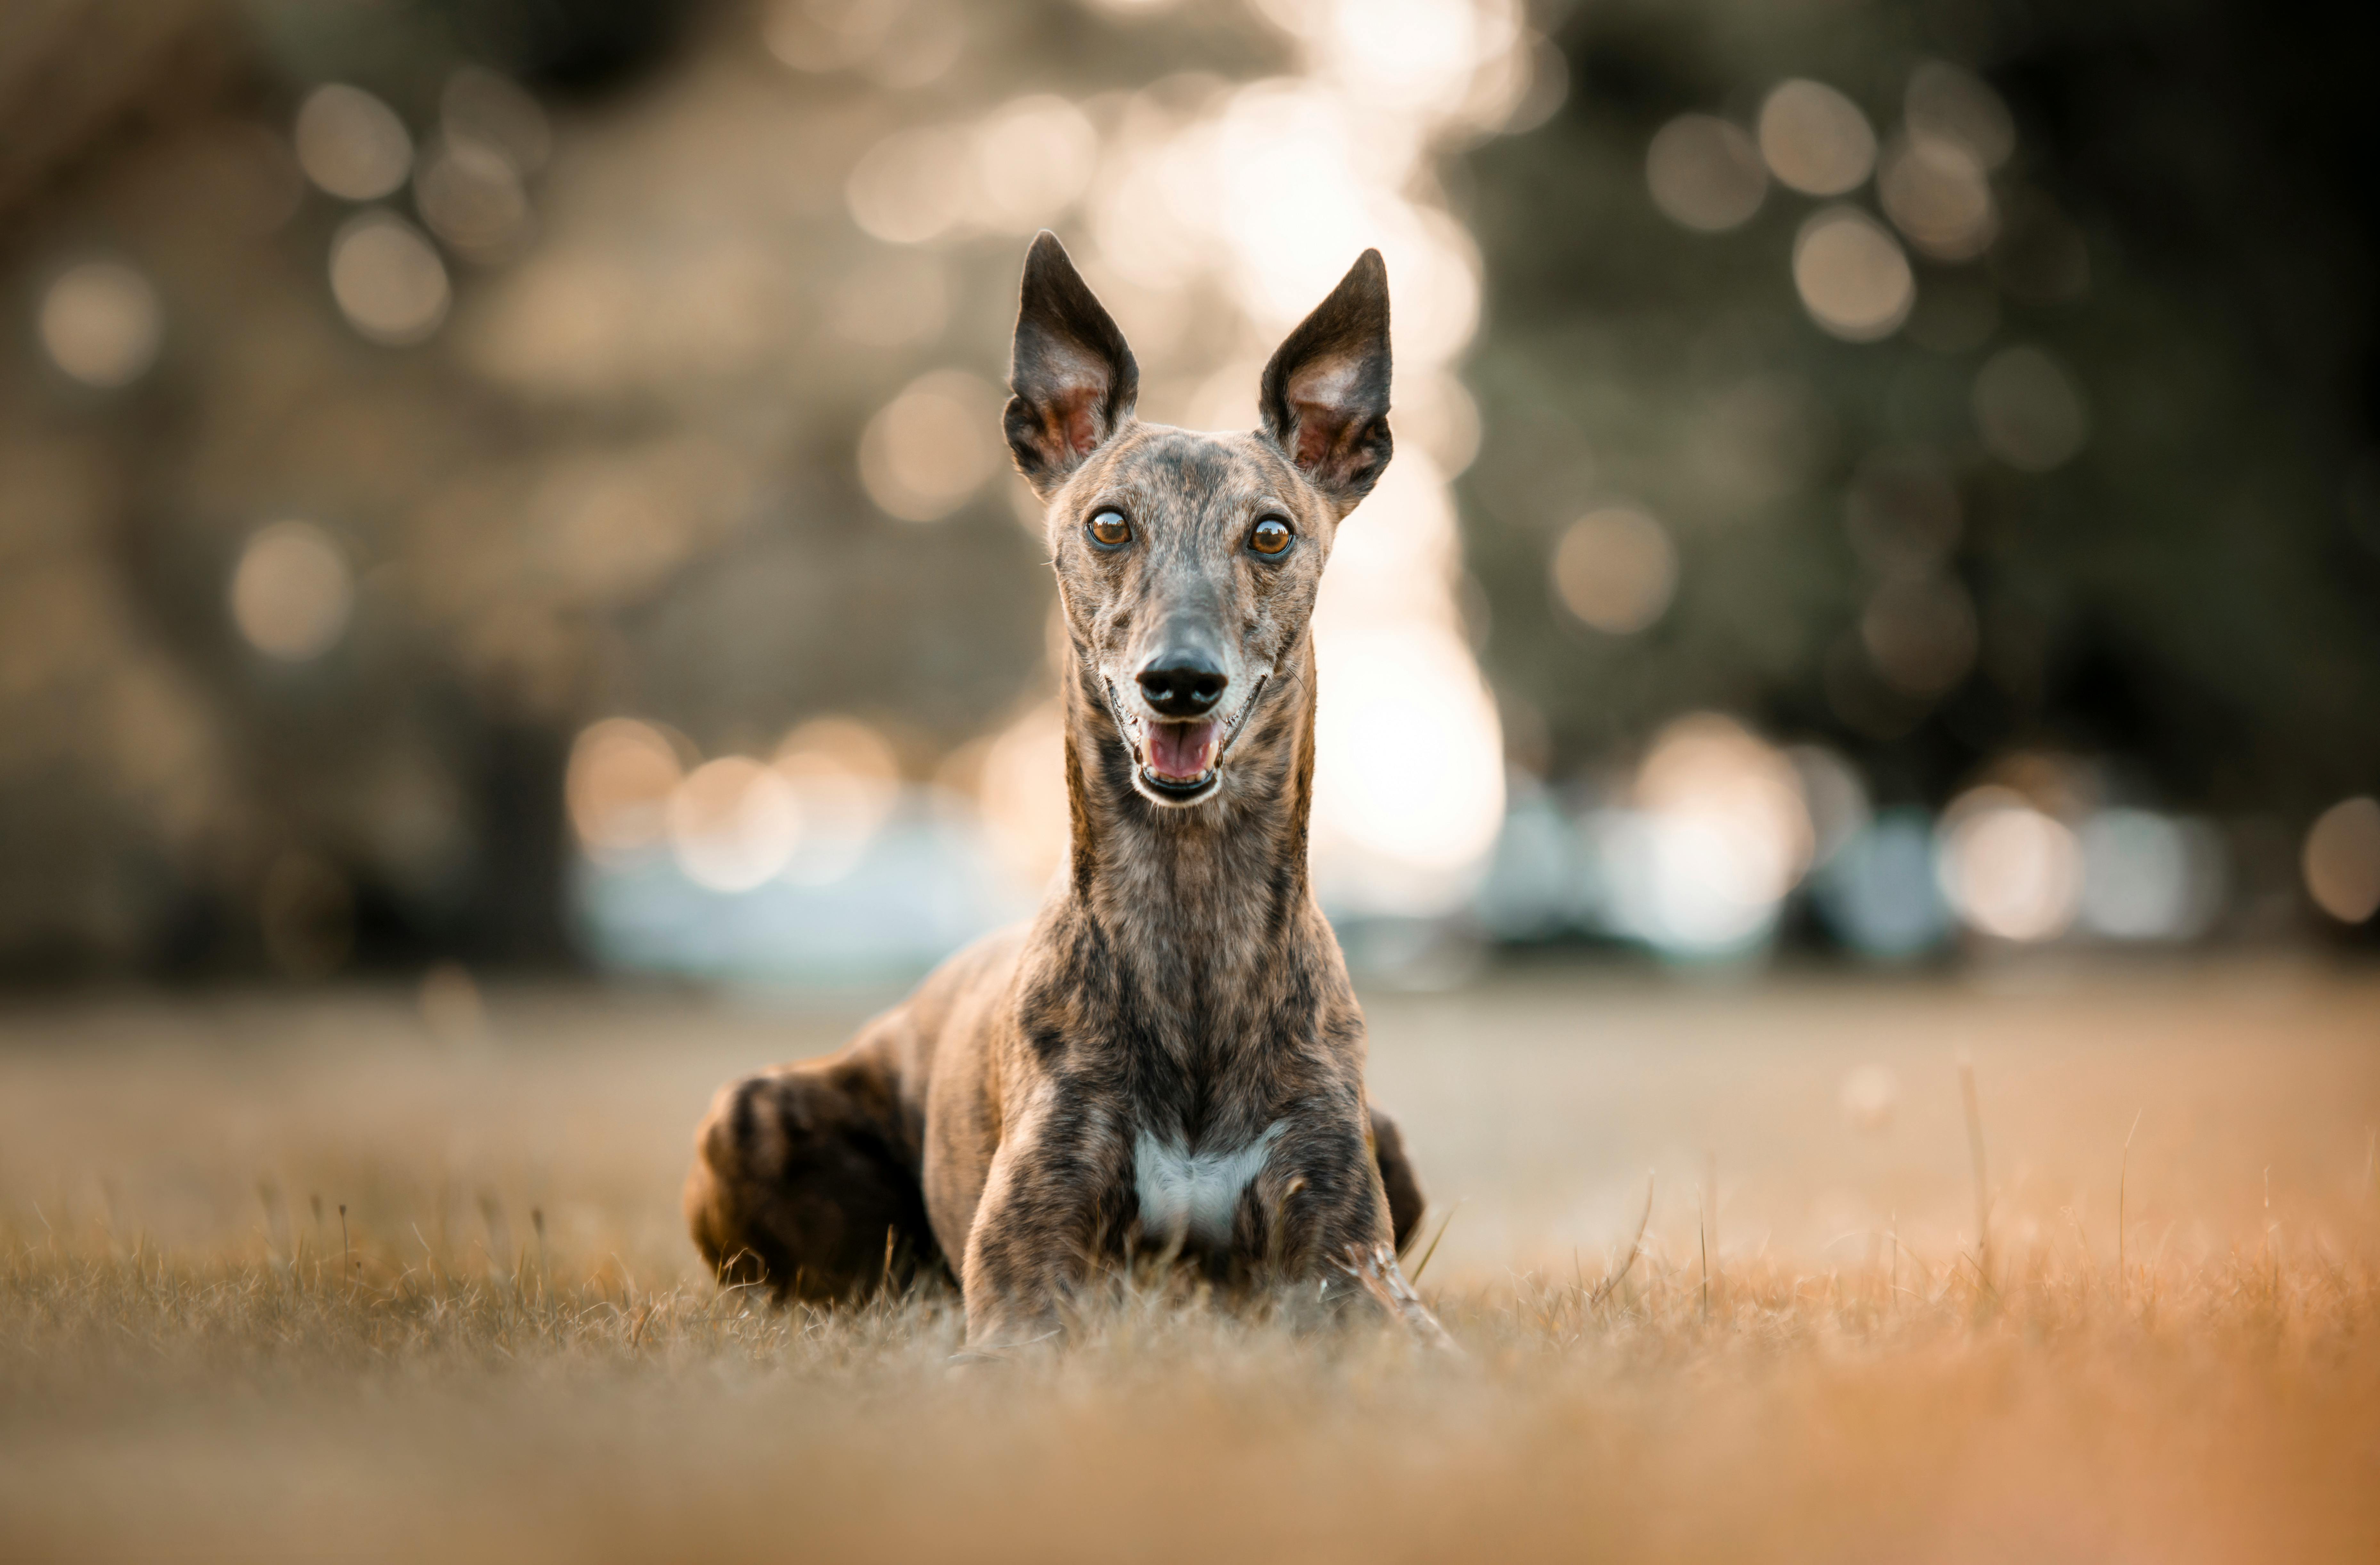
1259 248 1393 513
1004 231 1139 499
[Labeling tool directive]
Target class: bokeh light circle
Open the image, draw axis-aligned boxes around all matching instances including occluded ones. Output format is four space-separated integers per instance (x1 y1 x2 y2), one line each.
858 370 1002 521
230 521 354 661
1840 1064 1900 1132
295 84 413 201
1973 346 2088 471
1605 714 1814 955
1646 115 1767 233
441 66 550 176
2303 796 2380 923
973 96 1099 232
1906 61 2016 170
2079 809 2222 940
1757 79 1877 197
329 211 451 345
846 126 973 244
1879 134 1997 261
667 757 802 893
1792 207 1913 341
568 718 686 860
416 137 530 257
976 702 1070 892
773 716 904 885
1552 507 1677 634
37 260 163 388
1939 790 2082 941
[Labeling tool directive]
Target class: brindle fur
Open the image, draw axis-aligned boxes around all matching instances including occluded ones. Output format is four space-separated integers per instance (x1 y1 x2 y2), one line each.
686 232 1435 1348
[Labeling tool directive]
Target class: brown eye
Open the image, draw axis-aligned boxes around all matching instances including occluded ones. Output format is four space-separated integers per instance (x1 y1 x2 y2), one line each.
1250 516 1293 556
1088 509 1130 547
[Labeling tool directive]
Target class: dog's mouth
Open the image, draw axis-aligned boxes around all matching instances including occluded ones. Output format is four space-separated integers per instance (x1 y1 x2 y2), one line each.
1143 719 1222 791
1105 674 1269 804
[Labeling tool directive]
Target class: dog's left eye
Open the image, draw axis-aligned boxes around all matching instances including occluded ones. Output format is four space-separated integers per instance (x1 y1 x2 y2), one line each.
1249 516 1294 555
1088 509 1131 548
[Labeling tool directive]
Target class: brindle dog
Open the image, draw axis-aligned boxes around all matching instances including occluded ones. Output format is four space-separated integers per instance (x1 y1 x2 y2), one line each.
685 231 1443 1349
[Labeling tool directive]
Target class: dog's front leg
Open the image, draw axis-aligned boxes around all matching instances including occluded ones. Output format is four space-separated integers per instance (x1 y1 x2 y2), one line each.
958 1084 1124 1351
1255 1114 1454 1346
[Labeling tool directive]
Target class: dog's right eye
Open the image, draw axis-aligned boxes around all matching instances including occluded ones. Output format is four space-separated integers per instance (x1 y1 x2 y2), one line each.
1087 509 1131 548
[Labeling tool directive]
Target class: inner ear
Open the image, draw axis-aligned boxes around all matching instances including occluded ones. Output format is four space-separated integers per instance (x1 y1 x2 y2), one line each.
1004 231 1138 498
1259 249 1393 511
1281 356 1372 471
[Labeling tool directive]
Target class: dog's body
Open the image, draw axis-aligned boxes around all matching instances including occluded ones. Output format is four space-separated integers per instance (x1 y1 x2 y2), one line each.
686 233 1436 1349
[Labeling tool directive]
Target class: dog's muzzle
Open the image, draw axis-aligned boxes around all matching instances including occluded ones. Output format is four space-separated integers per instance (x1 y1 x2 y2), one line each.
1104 672 1270 806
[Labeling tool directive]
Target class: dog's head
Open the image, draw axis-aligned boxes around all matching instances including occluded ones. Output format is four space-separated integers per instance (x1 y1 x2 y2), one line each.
1004 231 1392 809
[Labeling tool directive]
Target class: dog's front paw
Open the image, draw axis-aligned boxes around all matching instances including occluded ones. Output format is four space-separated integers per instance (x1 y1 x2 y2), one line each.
1334 1242 1460 1352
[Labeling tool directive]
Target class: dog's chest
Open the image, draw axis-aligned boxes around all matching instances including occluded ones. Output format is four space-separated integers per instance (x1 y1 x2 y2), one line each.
1131 1121 1284 1250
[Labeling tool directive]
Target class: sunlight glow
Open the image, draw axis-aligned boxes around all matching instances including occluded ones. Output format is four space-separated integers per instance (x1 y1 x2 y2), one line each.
977 703 1071 893
1026 6 1519 918
1320 0 1487 116
1306 445 1505 915
1310 623 1506 912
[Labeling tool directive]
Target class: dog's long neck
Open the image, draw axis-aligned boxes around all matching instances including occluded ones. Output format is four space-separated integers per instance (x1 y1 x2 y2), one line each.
1057 636 1323 1005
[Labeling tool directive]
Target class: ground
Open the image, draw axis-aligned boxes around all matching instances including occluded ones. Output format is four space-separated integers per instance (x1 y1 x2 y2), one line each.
2 958 2376 1562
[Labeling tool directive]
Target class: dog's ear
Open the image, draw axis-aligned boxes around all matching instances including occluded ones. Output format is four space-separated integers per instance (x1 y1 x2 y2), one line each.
1004 231 1139 499
1259 248 1393 513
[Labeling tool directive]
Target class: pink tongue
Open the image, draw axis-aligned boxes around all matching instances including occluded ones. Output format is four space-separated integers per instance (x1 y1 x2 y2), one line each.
1145 720 1220 781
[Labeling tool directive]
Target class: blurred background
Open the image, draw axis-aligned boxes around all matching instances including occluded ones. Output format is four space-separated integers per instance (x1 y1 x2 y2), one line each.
5 0 2378 993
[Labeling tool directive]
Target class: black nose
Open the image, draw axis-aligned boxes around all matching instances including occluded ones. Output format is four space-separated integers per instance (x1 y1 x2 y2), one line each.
1137 654 1228 718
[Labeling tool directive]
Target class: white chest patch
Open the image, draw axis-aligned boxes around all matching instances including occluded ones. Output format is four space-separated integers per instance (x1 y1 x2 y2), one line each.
1133 1121 1286 1251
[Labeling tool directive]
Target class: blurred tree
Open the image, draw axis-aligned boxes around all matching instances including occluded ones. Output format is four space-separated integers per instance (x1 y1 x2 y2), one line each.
1461 0 2380 823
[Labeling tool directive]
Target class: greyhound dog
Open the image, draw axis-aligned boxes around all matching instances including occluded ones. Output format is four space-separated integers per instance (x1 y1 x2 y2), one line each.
685 231 1442 1349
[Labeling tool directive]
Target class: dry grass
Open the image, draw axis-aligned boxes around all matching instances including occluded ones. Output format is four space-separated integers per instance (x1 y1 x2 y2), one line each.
3 961 2377 1563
